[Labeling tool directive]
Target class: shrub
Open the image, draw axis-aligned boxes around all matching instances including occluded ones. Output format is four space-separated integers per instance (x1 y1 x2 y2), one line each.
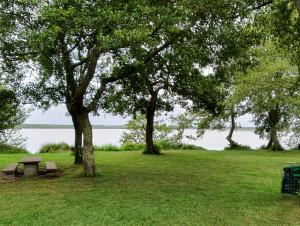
94 144 120 152
179 144 205 150
156 140 205 150
39 142 71 153
94 143 146 152
224 144 252 151
120 143 145 152
0 143 29 154
93 142 205 152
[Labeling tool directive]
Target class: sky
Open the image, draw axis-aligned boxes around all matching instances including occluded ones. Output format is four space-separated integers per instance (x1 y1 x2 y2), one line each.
24 104 129 125
24 104 255 127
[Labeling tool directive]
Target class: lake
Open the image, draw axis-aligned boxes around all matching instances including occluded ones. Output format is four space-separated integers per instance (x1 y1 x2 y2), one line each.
20 128 273 153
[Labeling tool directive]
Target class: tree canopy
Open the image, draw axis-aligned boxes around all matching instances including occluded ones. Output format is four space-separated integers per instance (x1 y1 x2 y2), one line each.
2 0 299 176
235 43 299 150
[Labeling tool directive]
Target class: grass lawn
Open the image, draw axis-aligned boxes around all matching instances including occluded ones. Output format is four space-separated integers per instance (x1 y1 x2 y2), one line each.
1 150 300 226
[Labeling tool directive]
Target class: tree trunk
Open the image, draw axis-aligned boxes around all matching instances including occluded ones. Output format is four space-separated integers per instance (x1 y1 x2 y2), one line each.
144 92 159 155
82 112 96 176
226 109 237 148
295 0 300 16
266 108 283 151
72 114 83 164
266 126 275 149
266 126 282 150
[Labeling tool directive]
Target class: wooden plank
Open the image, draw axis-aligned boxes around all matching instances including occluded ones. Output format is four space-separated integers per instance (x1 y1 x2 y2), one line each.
45 162 57 171
3 163 18 173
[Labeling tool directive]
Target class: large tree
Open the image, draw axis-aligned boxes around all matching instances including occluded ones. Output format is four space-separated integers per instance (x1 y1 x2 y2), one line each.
1 0 276 174
0 0 212 174
102 0 272 154
192 45 257 148
235 43 299 150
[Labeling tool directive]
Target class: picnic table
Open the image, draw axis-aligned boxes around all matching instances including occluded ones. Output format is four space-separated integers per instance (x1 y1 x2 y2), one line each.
19 157 42 176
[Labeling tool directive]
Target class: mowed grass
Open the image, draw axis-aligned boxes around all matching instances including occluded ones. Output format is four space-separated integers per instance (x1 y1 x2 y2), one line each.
1 150 300 226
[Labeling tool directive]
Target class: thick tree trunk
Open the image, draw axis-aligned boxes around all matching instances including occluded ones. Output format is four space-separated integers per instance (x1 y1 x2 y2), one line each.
144 92 159 155
82 112 96 176
266 127 275 149
226 110 237 148
266 126 282 150
266 108 282 150
72 114 83 164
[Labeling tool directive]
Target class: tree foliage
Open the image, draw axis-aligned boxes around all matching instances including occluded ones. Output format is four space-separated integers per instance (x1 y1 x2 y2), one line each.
235 43 299 150
0 87 26 146
121 114 193 145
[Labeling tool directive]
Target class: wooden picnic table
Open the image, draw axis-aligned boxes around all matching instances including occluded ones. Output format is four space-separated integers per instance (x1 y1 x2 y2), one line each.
19 157 42 176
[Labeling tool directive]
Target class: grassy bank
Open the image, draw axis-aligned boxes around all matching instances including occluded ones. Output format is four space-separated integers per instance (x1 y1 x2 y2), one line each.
1 150 300 225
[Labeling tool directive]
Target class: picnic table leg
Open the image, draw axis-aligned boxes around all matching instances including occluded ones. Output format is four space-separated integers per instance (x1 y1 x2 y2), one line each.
24 163 39 176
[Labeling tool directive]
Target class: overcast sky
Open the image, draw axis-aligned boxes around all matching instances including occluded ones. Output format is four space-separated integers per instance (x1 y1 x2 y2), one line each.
24 104 255 127
24 104 129 125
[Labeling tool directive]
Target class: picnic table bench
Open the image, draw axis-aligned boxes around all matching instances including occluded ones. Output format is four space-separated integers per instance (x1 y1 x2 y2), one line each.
2 163 18 177
45 162 58 175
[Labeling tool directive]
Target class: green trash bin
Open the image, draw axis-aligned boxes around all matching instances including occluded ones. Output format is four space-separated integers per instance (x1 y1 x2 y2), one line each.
281 166 300 194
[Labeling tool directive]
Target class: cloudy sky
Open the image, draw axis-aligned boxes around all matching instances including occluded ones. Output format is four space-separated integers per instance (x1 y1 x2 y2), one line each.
24 104 129 125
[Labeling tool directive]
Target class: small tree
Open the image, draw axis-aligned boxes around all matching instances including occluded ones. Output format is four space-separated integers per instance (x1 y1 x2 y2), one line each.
120 113 194 146
121 115 172 145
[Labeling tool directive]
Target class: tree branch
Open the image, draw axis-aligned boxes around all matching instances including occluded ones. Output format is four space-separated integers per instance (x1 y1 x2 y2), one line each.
59 35 76 100
71 57 88 69
76 46 101 101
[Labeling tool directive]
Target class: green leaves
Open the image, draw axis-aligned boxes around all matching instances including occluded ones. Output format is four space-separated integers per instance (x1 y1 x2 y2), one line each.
0 87 25 145
234 43 300 140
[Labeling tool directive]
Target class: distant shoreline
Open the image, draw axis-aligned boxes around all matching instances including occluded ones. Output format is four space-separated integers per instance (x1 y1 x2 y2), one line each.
20 124 256 131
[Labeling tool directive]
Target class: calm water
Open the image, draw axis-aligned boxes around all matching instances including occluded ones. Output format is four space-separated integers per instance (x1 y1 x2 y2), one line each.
21 128 272 153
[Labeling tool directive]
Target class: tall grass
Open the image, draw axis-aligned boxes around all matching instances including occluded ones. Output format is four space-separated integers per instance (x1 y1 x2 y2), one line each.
0 143 29 154
39 143 71 153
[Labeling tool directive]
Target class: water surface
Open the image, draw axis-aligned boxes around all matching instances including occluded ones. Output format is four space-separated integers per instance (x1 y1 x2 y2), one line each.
21 128 271 153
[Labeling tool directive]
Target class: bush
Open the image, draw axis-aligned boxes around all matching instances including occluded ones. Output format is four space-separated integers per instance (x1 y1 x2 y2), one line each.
156 140 205 151
0 143 29 154
224 144 252 151
39 143 71 153
94 144 120 152
93 142 205 152
120 143 145 152
94 143 146 152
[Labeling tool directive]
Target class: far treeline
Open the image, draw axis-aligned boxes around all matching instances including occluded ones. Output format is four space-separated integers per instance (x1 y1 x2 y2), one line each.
1 0 300 176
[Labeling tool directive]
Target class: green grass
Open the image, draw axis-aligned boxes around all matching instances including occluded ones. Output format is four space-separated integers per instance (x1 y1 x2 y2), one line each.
1 150 300 226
